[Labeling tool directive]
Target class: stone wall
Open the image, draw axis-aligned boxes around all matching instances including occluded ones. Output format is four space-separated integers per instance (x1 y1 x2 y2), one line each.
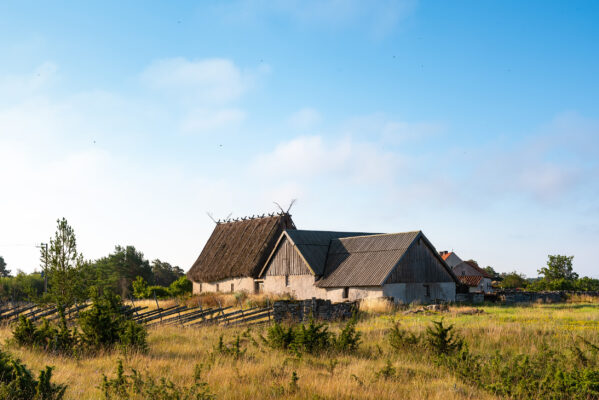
273 298 358 323
455 293 484 303
457 290 599 304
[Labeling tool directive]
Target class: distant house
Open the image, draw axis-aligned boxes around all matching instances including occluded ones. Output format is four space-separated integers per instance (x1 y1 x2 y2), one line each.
186 213 296 294
260 230 459 304
452 260 493 293
439 251 463 269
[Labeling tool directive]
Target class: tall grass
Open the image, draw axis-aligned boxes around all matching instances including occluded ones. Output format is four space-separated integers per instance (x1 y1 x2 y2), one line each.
0 302 596 399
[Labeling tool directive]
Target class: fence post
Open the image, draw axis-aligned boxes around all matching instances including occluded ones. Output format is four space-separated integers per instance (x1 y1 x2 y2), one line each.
154 291 162 323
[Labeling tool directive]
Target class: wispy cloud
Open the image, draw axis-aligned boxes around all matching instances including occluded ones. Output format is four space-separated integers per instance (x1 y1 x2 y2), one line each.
211 0 418 37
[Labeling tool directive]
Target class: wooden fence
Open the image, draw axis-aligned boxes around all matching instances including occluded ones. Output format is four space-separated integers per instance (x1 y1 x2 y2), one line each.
0 301 273 328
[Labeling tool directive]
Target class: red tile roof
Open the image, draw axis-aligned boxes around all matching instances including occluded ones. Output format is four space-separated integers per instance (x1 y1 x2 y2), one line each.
464 260 492 278
458 275 484 287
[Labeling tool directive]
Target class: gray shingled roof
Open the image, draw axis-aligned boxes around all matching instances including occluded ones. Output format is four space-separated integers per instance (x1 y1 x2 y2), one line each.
285 230 376 275
316 231 421 287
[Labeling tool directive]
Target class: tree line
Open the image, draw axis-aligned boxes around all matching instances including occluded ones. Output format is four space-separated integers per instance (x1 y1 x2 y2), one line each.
0 218 188 303
480 255 599 291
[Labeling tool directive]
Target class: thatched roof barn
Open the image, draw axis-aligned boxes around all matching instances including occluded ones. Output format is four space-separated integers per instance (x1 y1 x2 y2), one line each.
187 213 295 289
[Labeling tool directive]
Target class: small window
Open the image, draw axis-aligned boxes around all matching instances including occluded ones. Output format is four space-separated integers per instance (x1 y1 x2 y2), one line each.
231 283 234 292
254 280 263 294
216 283 220 292
285 275 289 287
199 283 202 293
461 271 465 276
342 287 349 299
424 284 430 297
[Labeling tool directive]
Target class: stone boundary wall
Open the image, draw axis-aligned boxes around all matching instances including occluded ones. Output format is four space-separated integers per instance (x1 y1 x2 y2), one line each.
496 290 599 304
456 291 599 304
456 293 484 303
273 298 358 323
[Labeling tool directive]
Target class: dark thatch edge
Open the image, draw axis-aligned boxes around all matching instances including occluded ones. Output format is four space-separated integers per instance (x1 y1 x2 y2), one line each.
187 214 295 282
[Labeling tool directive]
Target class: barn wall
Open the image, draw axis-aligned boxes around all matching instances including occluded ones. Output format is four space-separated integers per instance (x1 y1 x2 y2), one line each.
387 239 454 283
265 237 313 276
192 277 255 294
263 275 328 299
383 282 455 303
324 287 383 302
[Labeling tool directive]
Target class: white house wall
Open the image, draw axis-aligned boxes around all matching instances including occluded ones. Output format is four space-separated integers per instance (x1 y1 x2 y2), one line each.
468 277 493 293
325 287 383 302
192 277 255 294
263 275 328 299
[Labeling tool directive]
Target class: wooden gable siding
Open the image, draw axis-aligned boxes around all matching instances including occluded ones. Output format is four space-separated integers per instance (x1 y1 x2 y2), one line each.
386 238 453 283
265 237 313 276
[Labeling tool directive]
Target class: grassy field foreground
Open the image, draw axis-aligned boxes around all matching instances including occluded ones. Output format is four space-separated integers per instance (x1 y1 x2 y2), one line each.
0 302 598 399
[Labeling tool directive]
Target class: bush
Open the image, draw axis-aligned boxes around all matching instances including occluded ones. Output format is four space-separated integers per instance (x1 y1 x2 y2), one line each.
101 360 214 400
168 276 192 297
267 317 360 355
14 291 147 355
0 349 66 399
13 313 78 355
267 323 296 351
132 276 150 299
118 320 148 353
78 292 147 353
425 320 463 355
388 322 420 351
292 318 332 354
334 314 361 353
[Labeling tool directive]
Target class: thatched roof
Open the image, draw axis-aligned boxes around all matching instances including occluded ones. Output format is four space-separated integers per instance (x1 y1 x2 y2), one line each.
187 214 295 282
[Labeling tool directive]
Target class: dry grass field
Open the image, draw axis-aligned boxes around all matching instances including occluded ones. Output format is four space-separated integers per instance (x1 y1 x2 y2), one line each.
1 300 598 399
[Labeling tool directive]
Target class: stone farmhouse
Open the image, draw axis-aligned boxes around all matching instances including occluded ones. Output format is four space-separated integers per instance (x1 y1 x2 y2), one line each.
187 213 460 304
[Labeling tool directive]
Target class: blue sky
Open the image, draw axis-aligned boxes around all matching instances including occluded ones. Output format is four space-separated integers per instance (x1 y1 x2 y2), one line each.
0 1 598 277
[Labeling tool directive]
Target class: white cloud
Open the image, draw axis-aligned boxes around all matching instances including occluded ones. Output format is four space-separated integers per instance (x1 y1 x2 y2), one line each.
180 108 246 133
251 135 397 183
0 62 58 103
288 107 321 130
140 57 251 105
213 0 418 37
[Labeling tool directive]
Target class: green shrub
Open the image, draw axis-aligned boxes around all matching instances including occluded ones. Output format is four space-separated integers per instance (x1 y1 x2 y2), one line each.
215 334 246 359
267 317 362 355
118 320 148 353
100 360 214 400
0 350 66 399
292 318 332 354
13 314 78 355
79 292 147 353
14 291 147 356
388 322 420 351
425 320 463 355
267 323 296 351
375 359 396 381
13 315 37 346
132 276 150 299
334 314 361 353
435 326 599 399
147 286 170 299
168 276 192 297
78 293 126 349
